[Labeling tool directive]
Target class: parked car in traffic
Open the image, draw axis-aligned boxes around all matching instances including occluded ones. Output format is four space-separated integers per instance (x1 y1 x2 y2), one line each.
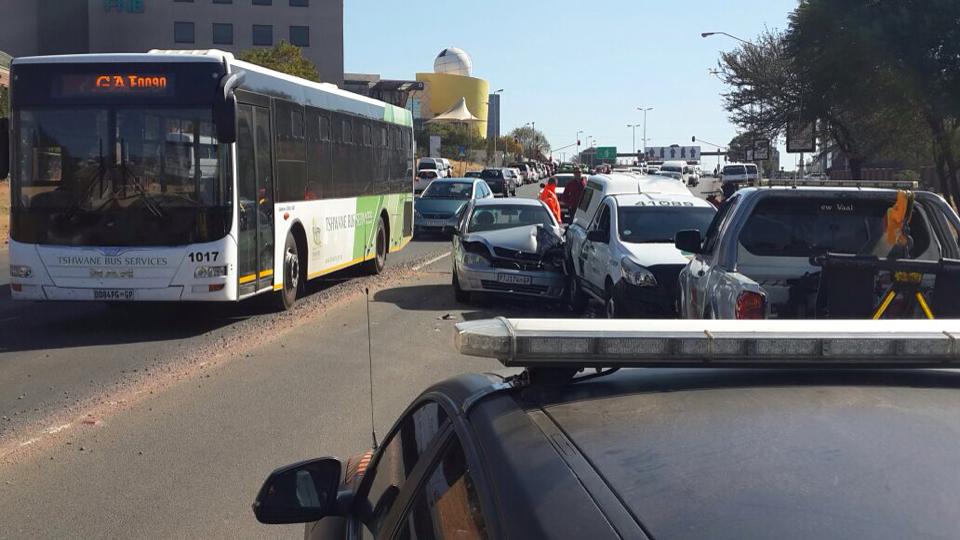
503 168 521 194
414 178 494 237
449 198 566 303
676 181 960 319
508 163 531 185
479 168 513 197
253 317 960 540
720 163 750 185
414 169 439 194
567 189 716 317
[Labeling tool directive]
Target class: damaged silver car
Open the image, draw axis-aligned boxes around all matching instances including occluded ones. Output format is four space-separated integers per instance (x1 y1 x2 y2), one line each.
447 198 566 303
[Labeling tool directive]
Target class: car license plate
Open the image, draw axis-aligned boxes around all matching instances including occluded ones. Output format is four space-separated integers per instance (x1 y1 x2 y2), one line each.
497 274 532 285
94 289 135 301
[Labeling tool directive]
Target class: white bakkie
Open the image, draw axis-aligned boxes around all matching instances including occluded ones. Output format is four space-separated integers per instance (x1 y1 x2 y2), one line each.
566 174 717 318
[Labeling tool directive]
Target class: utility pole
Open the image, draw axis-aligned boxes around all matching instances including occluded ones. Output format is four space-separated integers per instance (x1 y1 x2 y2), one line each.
627 124 637 155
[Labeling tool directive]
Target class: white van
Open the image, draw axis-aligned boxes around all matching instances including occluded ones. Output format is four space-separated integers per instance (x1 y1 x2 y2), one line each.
721 163 750 184
661 160 699 187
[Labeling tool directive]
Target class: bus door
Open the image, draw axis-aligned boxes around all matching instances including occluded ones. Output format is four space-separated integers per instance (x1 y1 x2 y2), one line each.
236 103 276 295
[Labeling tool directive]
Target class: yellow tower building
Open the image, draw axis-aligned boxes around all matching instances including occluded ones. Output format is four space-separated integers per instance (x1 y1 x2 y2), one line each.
416 48 490 138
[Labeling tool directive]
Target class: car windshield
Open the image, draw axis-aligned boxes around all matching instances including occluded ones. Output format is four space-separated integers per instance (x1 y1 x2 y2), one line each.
661 165 683 173
724 165 747 175
418 162 437 170
13 106 229 246
480 169 503 179
619 206 717 243
468 204 553 232
739 196 934 258
422 182 472 199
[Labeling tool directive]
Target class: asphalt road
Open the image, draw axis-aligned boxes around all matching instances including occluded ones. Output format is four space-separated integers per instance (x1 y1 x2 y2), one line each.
0 235 566 539
0 234 450 447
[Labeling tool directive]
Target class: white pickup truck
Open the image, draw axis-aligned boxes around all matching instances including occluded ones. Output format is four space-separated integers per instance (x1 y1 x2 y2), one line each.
566 174 716 317
675 183 960 319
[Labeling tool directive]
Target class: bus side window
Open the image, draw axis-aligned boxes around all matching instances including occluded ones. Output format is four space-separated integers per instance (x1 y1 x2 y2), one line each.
275 100 307 203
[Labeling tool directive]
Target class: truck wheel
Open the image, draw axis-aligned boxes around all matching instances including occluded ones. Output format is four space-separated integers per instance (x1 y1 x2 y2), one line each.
453 269 471 304
568 277 588 313
278 232 303 311
363 217 387 275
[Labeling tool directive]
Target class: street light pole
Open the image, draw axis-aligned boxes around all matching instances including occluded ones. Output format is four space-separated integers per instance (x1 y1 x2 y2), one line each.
489 89 504 164
701 31 750 45
637 107 653 156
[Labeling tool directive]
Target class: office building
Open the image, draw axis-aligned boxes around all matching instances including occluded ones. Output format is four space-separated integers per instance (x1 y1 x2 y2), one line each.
0 0 344 86
486 92 500 141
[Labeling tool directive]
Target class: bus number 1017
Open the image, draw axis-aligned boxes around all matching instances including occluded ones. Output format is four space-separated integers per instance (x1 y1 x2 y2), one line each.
188 251 220 263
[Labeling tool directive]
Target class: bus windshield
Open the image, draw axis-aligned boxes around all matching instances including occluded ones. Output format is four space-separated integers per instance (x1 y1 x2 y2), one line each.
13 107 230 246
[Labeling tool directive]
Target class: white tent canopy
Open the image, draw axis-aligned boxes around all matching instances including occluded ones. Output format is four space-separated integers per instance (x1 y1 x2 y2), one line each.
427 97 482 124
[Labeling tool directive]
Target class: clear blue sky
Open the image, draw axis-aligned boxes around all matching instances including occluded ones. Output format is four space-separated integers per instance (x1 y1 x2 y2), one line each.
344 0 798 165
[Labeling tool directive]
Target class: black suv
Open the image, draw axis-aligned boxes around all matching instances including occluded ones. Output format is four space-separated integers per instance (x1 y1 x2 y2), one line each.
253 318 960 539
479 169 512 197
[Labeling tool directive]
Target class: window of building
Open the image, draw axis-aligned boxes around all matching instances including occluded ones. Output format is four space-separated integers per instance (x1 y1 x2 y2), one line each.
174 22 195 44
212 23 233 45
252 0 272 5
289 26 310 47
290 0 308 6
252 25 273 46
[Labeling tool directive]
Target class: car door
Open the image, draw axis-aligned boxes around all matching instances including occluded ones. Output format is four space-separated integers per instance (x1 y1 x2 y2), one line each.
390 434 492 539
581 202 613 297
685 196 739 318
346 400 452 540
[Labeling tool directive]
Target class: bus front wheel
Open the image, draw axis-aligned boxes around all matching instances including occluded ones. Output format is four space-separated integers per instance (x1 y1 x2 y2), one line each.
363 217 387 275
278 232 303 310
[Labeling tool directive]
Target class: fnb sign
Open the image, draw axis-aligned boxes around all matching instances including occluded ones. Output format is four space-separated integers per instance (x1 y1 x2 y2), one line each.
104 0 144 13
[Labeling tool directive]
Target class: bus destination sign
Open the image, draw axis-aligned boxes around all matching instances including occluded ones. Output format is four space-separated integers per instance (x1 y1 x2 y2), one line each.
57 74 174 97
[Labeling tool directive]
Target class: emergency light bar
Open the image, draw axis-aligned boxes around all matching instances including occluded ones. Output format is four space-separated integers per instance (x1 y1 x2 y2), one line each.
757 179 920 190
455 318 960 368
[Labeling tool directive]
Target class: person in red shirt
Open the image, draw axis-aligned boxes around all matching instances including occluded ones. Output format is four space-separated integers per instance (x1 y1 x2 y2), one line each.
539 177 562 223
560 168 586 223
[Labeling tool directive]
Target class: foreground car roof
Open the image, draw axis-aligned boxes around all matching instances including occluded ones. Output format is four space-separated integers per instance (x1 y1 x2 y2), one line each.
527 368 960 539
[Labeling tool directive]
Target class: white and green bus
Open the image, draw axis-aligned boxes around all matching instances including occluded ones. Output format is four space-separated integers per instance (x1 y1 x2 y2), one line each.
5 50 414 309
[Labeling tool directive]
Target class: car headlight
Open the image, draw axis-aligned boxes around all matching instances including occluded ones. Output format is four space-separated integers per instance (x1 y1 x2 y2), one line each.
620 257 657 287
463 252 489 267
10 265 33 278
194 265 227 279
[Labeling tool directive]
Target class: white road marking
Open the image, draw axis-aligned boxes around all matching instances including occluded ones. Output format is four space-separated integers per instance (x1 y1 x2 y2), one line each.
412 252 451 272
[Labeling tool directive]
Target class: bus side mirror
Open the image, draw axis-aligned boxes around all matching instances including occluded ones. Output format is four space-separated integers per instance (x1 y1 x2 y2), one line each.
0 118 9 180
215 71 245 144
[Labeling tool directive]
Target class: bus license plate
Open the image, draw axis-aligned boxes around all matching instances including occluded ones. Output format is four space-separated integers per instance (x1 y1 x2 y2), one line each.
94 289 135 301
497 274 532 285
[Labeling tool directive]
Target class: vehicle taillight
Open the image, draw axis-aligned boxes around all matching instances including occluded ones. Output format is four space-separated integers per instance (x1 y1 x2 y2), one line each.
736 291 765 319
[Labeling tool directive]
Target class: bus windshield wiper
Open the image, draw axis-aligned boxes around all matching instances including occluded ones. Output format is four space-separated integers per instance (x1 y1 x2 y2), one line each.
118 139 164 217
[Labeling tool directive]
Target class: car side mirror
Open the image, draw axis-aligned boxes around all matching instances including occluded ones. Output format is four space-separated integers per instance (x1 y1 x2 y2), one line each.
0 118 8 179
252 457 344 525
675 230 703 254
443 225 459 236
587 230 608 244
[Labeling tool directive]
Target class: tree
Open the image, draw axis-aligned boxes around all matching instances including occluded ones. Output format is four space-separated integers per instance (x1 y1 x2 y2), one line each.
507 126 550 160
238 41 320 82
414 123 486 159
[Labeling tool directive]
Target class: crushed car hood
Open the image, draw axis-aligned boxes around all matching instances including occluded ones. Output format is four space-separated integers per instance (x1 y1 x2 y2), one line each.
464 225 564 256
